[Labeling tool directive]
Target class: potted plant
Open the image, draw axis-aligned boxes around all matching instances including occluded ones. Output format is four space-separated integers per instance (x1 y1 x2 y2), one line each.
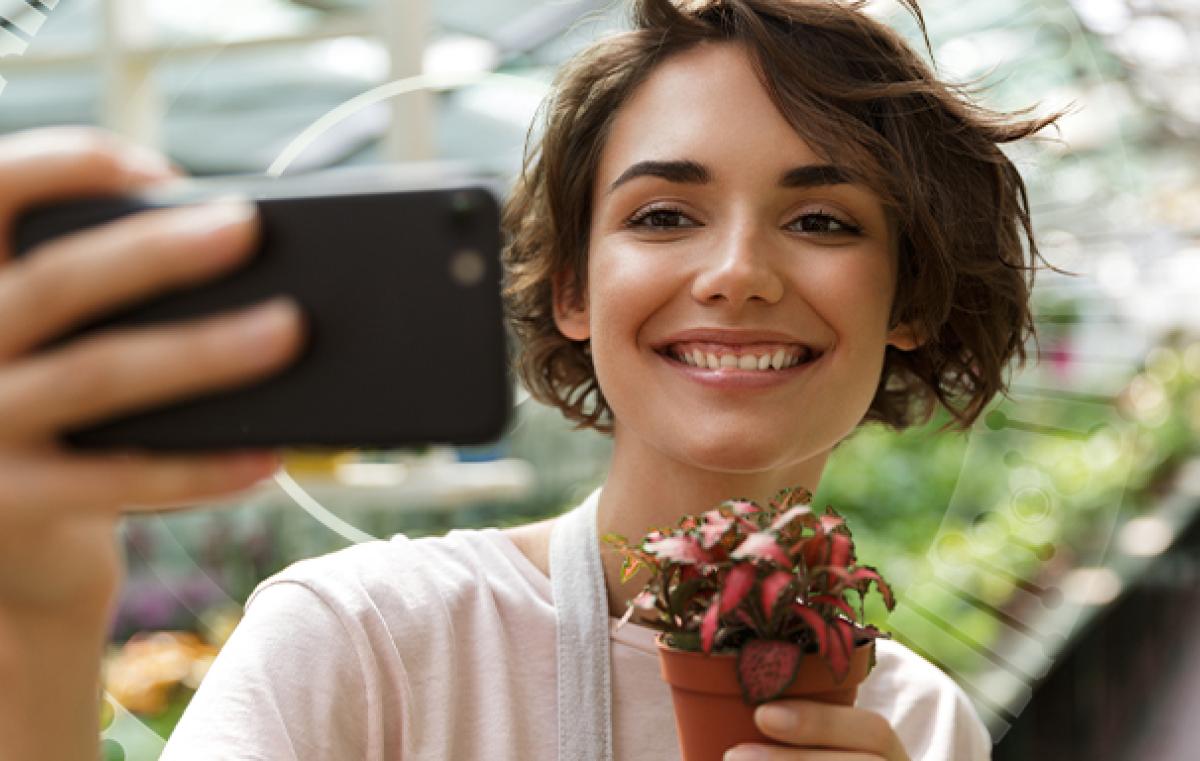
602 485 895 761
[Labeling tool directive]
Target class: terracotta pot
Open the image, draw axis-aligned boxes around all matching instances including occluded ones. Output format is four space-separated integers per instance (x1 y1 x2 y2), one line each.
656 633 874 761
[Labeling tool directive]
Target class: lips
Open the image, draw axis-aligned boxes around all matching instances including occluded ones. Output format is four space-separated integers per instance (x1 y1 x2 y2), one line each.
651 328 822 355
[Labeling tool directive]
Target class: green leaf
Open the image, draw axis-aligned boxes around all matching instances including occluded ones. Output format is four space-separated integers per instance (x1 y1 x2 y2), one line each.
666 631 702 651
620 557 642 583
668 577 706 617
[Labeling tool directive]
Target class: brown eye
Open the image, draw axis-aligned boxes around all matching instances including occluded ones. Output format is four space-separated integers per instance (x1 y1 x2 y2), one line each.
627 206 700 230
788 213 861 235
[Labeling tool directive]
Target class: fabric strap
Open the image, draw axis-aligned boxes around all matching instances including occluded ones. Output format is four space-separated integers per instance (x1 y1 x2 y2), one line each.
550 486 613 761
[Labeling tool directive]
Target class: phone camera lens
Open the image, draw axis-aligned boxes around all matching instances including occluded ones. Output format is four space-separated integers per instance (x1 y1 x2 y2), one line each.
450 249 486 287
449 190 476 229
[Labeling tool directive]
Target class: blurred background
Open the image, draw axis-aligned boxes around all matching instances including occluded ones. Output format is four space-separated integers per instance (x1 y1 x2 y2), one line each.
2 0 1199 759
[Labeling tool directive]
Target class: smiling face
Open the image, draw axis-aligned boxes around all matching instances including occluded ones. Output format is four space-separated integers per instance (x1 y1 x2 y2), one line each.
553 41 921 479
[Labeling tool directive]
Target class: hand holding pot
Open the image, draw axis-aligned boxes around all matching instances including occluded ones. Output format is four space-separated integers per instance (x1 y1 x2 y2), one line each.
722 700 911 761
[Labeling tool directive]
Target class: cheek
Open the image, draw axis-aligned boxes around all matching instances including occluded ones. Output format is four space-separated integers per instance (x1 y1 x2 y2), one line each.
587 241 678 335
584 242 681 419
797 254 895 341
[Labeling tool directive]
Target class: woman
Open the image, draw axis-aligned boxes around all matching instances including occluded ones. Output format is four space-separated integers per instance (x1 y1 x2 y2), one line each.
0 1 1062 759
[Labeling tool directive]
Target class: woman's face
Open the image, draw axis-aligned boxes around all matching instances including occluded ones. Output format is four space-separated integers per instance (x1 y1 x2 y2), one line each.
554 41 921 475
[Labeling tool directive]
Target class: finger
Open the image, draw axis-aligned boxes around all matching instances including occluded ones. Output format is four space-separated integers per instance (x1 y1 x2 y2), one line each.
724 747 882 761
0 446 282 524
0 126 182 252
0 297 305 442
753 702 903 759
0 197 260 361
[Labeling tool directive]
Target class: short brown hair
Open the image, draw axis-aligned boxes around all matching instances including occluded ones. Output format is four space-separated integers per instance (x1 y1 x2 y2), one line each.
501 0 1071 436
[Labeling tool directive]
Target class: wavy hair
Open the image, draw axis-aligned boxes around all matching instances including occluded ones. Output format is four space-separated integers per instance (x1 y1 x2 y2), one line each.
501 0 1073 435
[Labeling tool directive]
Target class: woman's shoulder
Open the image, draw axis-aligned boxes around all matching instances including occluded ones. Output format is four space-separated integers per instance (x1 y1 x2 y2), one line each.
866 637 962 694
243 526 552 628
860 638 994 760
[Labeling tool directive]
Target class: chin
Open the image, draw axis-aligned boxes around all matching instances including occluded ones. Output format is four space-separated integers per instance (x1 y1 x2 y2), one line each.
668 430 798 475
612 401 849 477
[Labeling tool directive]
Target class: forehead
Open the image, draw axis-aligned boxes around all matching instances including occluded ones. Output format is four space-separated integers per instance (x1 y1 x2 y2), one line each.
595 41 829 187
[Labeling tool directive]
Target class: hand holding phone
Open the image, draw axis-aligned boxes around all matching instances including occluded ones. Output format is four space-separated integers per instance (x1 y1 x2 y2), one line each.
0 126 297 761
11 155 511 452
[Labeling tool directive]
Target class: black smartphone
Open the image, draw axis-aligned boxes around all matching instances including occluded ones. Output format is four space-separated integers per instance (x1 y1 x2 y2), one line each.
10 165 512 452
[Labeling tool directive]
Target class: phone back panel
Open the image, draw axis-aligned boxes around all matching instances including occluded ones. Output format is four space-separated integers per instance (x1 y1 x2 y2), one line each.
12 183 512 451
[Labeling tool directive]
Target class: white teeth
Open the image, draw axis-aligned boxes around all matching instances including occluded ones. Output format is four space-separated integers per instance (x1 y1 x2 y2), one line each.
669 345 814 371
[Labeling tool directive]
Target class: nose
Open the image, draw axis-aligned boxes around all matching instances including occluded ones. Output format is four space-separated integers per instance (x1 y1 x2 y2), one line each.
691 220 785 308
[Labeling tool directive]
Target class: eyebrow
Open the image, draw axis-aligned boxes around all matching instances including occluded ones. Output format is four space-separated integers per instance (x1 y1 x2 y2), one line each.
606 159 852 195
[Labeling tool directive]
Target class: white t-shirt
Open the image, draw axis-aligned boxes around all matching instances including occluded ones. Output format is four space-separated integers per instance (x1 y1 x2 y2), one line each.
160 525 993 760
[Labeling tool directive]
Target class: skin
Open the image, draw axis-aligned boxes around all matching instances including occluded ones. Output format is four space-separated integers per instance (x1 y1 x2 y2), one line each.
507 41 921 761
0 126 304 759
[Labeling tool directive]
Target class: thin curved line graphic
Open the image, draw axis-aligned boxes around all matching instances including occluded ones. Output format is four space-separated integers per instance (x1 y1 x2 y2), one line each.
267 70 549 177
272 466 377 544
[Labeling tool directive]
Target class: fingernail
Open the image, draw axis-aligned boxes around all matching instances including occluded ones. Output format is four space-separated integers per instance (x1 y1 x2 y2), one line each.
756 704 793 732
724 747 768 761
238 297 301 349
176 196 257 237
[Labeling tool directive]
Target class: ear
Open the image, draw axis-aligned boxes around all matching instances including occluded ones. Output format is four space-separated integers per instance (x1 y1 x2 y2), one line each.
886 320 924 352
552 269 590 342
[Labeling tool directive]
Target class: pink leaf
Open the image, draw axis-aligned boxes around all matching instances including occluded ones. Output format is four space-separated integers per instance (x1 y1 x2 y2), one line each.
632 590 657 610
736 639 804 704
705 544 730 564
759 570 794 619
789 603 829 656
727 499 761 517
809 594 857 621
701 595 721 654
827 617 855 683
736 517 760 533
699 511 734 549
818 514 845 533
645 535 708 564
768 486 812 512
769 504 813 532
818 565 853 593
720 564 756 614
731 532 793 568
801 535 827 569
850 566 895 609
829 534 853 569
